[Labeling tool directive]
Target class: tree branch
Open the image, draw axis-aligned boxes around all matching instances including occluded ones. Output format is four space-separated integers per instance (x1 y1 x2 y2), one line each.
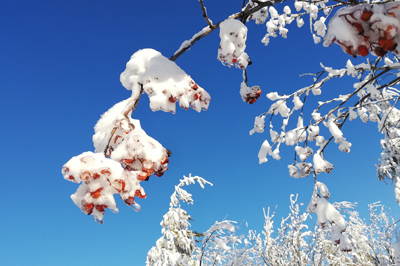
170 0 284 61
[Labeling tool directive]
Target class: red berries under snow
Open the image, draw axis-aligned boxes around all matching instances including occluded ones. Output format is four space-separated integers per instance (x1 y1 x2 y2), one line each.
120 49 211 113
62 116 171 224
324 3 400 57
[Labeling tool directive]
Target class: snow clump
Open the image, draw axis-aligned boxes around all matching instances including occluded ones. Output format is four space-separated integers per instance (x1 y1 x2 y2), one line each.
120 48 211 113
218 18 250 69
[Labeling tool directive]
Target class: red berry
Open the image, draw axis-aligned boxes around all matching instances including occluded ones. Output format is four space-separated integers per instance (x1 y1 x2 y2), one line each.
155 171 164 177
80 170 91 181
138 172 148 181
90 187 103 199
142 160 154 175
113 179 126 193
374 47 387 57
100 168 111 176
189 80 199 90
361 10 373 21
123 158 134 164
95 204 107 212
357 45 369 57
124 197 135 206
92 173 101 179
161 157 169 164
135 189 147 199
379 37 396 51
82 202 94 215
168 95 177 103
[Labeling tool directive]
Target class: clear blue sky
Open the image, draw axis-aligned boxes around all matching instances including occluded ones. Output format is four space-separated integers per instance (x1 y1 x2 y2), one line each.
1 0 399 265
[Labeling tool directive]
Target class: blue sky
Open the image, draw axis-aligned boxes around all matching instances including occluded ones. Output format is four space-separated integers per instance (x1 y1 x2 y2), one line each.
1 0 399 265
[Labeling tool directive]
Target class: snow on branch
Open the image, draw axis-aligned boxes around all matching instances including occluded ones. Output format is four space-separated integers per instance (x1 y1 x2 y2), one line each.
251 53 400 187
170 174 213 208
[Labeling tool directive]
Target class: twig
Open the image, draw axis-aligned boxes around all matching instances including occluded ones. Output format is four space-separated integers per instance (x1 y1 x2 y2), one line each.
199 0 213 28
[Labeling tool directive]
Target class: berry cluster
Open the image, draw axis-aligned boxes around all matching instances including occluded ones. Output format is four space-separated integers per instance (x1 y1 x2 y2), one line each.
120 49 211 114
62 144 168 223
324 3 400 57
62 152 134 223
103 115 170 181
143 75 211 113
240 82 261 104
218 18 250 69
110 129 170 181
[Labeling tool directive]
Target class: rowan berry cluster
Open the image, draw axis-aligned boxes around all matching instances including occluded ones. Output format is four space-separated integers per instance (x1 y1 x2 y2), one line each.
324 2 400 57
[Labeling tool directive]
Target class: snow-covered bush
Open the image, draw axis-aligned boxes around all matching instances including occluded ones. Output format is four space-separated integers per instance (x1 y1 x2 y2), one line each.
147 176 399 265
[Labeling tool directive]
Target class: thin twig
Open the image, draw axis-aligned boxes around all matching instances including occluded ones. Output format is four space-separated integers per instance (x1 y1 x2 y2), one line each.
199 0 213 28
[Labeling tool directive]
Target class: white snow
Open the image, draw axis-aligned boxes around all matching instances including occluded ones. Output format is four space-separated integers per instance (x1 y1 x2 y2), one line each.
121 48 211 113
218 18 249 69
